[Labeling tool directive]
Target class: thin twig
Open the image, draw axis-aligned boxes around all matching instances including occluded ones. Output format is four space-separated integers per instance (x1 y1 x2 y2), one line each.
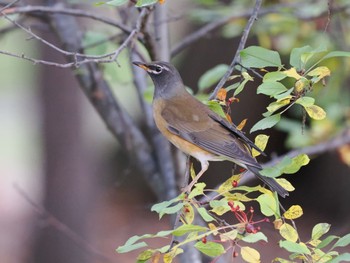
0 8 149 67
209 0 262 100
1 4 133 34
13 183 115 263
0 0 19 13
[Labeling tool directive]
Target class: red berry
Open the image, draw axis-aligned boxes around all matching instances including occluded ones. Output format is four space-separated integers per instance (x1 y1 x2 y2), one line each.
202 236 207 244
233 251 239 257
232 180 238 187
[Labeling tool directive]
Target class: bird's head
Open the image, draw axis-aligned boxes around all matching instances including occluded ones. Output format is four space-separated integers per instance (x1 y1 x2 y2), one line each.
133 61 184 98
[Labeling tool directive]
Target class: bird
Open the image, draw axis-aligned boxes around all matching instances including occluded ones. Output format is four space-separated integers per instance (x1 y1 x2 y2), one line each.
133 61 288 198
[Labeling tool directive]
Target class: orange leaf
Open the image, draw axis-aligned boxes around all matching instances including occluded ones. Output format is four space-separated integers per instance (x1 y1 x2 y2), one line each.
225 113 232 123
237 118 247 130
159 0 165 4
216 88 227 101
338 144 350 166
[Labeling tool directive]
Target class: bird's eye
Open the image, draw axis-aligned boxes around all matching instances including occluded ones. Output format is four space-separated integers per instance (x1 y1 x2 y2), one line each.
154 66 163 73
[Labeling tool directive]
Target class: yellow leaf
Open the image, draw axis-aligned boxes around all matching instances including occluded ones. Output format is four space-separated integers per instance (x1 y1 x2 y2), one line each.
218 174 241 193
266 97 291 113
163 248 183 263
181 204 194 224
241 246 261 263
237 118 247 130
190 163 196 180
220 229 238 241
283 68 302 80
283 205 303 220
252 134 269 157
276 178 295 192
307 66 330 83
208 223 218 235
294 77 311 94
279 223 299 242
304 104 326 120
338 145 350 166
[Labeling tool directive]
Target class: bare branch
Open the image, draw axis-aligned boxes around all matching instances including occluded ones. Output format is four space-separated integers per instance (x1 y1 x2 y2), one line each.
1 4 133 34
0 7 149 67
209 0 262 100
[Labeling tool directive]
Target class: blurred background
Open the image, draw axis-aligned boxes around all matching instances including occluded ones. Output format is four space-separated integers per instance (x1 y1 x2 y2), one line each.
1 0 350 262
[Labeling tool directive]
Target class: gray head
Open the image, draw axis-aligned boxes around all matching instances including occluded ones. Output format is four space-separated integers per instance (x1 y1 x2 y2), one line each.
133 61 185 98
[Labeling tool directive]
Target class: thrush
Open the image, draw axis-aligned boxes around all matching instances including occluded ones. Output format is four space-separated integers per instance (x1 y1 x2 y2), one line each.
133 61 288 198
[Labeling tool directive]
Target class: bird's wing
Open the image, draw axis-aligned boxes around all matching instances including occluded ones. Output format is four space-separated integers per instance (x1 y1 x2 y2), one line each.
206 111 265 156
161 103 261 169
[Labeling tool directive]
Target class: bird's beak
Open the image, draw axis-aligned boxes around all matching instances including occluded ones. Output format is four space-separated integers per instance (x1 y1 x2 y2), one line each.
132 61 150 71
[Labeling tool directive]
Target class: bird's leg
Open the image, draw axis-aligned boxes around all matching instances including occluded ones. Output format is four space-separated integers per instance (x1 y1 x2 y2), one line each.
183 160 209 194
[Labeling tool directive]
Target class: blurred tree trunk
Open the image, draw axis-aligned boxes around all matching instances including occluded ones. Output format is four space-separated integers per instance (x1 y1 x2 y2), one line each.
30 29 96 263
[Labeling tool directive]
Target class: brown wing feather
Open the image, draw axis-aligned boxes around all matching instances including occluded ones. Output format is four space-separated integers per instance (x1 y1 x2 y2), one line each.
161 99 260 168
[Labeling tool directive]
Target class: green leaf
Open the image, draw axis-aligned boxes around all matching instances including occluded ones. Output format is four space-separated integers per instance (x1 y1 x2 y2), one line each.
279 223 299 242
241 246 261 263
210 199 231 216
198 64 229 90
290 46 313 70
135 0 158 7
151 199 184 219
312 223 331 240
250 114 281 133
319 50 350 63
263 71 287 82
188 182 206 199
117 235 149 253
106 0 128 6
197 207 215 222
234 72 253 96
279 240 311 254
333 233 350 248
295 97 315 107
328 253 350 263
194 241 225 257
316 235 339 249
137 249 154 261
172 224 207 236
260 156 293 178
240 46 282 68
283 154 310 174
256 193 278 217
242 232 268 243
257 82 288 97
117 241 147 253
205 100 226 119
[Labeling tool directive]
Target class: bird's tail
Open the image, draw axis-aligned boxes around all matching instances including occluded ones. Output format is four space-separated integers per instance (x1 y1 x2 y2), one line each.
247 165 289 198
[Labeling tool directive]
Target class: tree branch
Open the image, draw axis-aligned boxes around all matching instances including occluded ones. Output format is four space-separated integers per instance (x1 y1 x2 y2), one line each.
1 4 133 33
208 0 262 100
201 128 350 202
